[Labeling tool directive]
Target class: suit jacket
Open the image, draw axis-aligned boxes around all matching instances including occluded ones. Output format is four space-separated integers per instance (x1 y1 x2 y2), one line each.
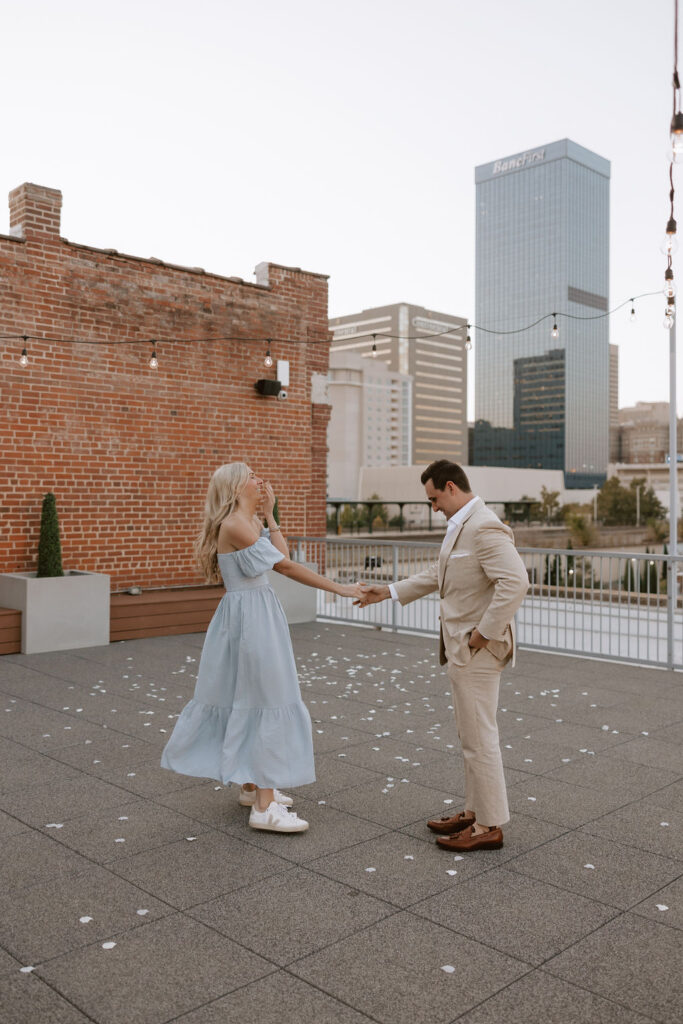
393 498 529 667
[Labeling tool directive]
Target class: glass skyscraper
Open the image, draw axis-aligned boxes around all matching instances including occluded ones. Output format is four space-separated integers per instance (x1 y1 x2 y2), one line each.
473 139 610 488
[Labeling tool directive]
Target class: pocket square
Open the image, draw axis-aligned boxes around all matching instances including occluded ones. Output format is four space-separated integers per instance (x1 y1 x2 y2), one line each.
449 552 471 559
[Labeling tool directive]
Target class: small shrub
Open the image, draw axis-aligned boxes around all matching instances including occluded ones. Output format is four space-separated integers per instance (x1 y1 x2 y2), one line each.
37 492 64 578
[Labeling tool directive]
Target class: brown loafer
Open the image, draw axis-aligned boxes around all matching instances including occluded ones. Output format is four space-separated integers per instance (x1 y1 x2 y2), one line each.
436 825 504 851
427 810 476 835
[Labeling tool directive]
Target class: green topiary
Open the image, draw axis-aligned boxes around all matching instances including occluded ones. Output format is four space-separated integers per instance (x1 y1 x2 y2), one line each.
37 492 64 578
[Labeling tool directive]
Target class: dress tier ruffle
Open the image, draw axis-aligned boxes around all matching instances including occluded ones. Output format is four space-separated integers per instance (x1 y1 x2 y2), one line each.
160 532 315 788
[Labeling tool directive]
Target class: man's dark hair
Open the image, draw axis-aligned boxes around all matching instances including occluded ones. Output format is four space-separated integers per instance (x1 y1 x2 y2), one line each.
420 459 471 493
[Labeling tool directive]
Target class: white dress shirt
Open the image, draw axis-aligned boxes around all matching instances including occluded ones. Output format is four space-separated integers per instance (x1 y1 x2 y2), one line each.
389 496 480 600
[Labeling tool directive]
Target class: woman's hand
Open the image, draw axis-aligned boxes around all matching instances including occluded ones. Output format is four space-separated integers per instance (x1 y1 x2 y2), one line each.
261 481 276 518
337 582 365 599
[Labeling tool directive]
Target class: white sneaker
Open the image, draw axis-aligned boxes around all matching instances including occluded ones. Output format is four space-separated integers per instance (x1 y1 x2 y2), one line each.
239 786 294 807
249 801 309 833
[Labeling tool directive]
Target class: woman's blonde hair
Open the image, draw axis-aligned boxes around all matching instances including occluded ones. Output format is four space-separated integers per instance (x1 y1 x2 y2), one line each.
195 462 253 582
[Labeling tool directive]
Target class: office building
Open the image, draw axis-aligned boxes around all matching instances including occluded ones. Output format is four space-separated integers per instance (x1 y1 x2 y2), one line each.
327 352 411 498
473 139 610 488
329 302 468 464
609 344 619 462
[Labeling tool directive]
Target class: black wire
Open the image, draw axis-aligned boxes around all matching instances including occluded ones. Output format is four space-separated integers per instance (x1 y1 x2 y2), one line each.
0 288 666 348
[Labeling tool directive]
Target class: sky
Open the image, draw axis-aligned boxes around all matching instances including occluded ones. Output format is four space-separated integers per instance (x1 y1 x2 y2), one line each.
1 0 678 413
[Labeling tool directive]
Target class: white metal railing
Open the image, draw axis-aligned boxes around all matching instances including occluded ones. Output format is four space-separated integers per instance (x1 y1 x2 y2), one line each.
289 537 683 670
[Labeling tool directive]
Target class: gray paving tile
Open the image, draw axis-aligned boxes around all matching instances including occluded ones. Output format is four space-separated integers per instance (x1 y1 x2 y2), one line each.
456 969 653 1024
308 829 500 907
0 701 96 750
94 758 210 799
0 862 173 961
508 775 635 828
109 830 292 909
325 778 455 829
0 809 29 840
171 971 371 1024
544 912 683 1021
0 751 81 796
581 796 683 861
37 912 274 1024
542 753 679 800
44 798 213 864
335 735 446 775
48 732 159 775
290 910 529 1024
188 865 393 965
0 831 95 894
221 799 389 864
602 735 683 773
630 874 683 931
289 751 383 801
0 946 21 975
413 868 618 965
508 830 681 909
309 721 381 754
522 719 636 750
158 780 251 829
0 770 138 827
0 972 93 1023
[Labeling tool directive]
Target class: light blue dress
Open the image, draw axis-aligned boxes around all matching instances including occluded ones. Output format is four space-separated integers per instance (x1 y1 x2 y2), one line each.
160 531 315 788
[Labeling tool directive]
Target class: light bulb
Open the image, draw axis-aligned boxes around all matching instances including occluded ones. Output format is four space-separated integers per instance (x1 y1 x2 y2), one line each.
149 350 158 369
551 322 559 339
465 335 472 352
264 353 273 368
664 312 675 329
664 279 676 298
666 300 675 316
630 306 636 322
671 111 683 152
19 347 28 367
371 334 377 358
661 234 679 256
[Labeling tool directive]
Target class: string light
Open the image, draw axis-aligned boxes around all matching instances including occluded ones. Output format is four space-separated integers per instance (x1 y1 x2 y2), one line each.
19 334 28 367
0 290 666 368
264 340 273 368
149 341 158 369
664 3 680 329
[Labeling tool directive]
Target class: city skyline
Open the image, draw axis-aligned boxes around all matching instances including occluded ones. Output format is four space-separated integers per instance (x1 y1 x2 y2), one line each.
0 0 676 415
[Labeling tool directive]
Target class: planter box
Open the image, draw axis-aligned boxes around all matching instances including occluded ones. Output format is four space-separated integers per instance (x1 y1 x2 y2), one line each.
268 563 318 624
0 571 110 654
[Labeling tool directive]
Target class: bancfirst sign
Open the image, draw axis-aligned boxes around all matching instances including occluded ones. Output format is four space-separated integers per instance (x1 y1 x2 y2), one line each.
492 149 546 174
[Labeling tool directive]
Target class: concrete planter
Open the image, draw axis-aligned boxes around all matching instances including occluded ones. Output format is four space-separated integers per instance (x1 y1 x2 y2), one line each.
268 563 318 624
0 571 110 654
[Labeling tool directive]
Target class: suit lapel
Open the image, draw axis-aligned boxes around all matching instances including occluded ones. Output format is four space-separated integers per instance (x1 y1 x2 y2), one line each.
438 498 482 591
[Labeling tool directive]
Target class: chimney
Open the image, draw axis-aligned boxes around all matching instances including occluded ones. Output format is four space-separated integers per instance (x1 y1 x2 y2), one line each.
8 183 62 241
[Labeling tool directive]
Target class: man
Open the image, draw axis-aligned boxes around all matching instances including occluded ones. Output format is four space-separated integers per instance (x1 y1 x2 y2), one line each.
356 460 528 851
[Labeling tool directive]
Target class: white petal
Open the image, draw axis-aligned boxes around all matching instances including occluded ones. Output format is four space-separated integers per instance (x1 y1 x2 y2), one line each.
441 964 456 973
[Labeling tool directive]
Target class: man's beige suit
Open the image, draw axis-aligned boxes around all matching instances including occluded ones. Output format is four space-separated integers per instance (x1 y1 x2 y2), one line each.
393 498 528 826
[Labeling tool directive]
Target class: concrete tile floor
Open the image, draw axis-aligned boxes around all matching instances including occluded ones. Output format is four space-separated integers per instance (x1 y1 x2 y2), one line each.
0 623 681 1024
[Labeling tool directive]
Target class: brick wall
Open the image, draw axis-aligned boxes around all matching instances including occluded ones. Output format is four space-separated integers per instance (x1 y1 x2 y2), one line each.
0 183 331 590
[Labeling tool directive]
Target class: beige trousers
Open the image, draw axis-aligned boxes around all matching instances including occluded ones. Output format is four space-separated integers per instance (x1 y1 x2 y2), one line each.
447 647 509 827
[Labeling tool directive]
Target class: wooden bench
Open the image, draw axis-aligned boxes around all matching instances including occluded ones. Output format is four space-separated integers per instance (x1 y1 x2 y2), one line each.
110 586 224 642
0 607 21 654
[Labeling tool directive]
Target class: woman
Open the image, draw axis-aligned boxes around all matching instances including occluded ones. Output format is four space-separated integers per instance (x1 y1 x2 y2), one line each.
161 462 361 833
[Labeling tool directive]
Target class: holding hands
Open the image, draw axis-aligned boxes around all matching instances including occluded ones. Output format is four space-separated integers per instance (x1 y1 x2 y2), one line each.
354 584 390 607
